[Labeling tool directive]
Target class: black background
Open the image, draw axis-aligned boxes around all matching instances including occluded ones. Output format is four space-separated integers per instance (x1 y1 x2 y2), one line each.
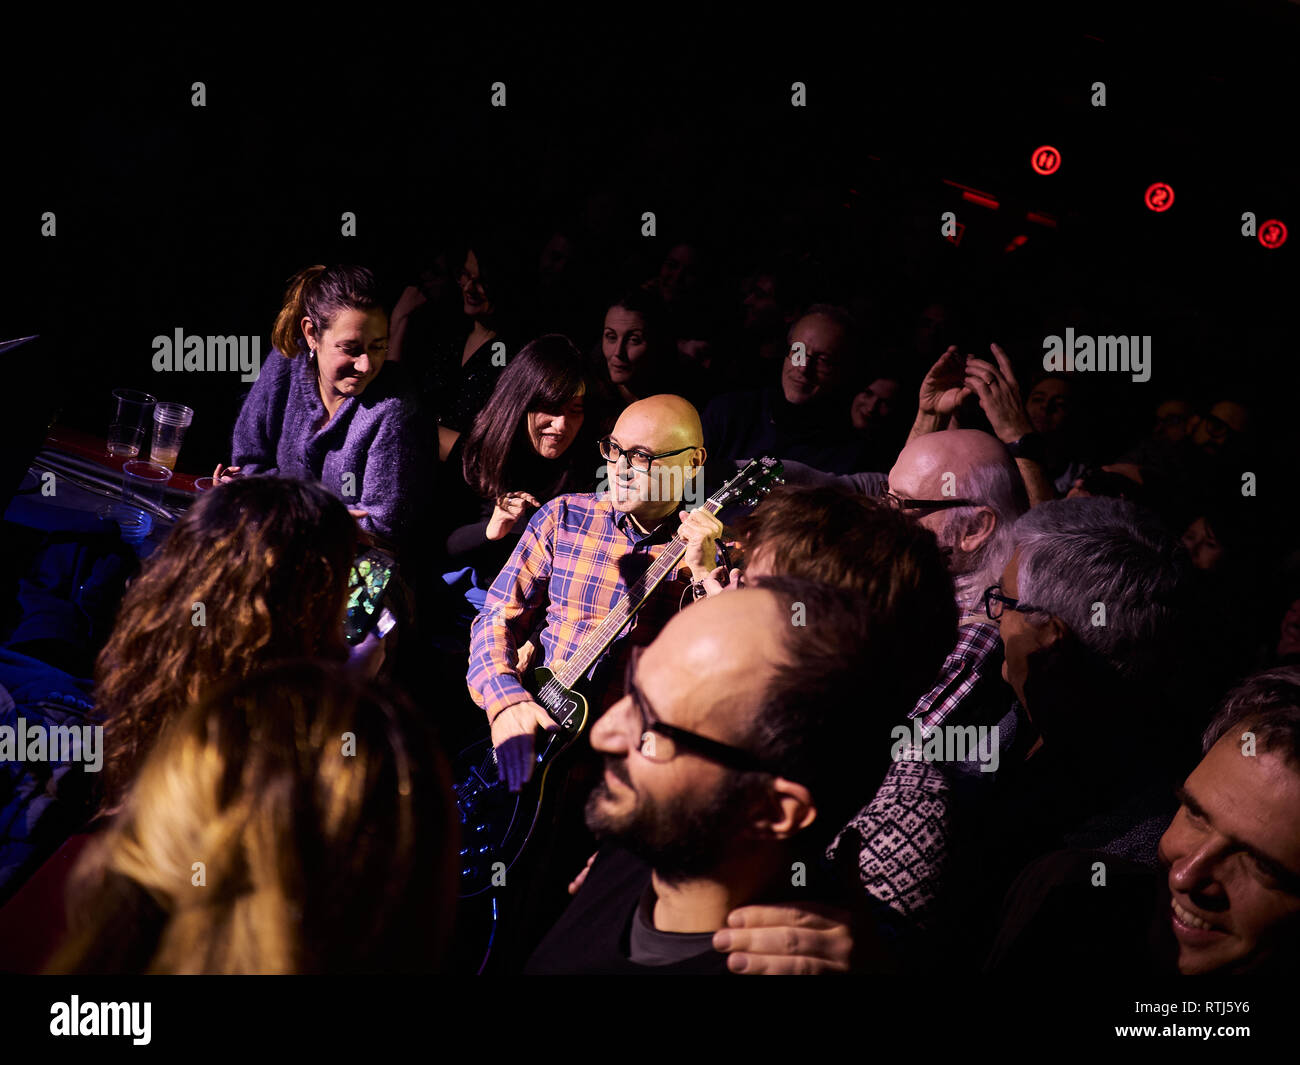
2 5 1296 472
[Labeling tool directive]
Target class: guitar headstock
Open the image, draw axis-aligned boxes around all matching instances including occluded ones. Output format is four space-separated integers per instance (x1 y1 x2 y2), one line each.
710 456 785 511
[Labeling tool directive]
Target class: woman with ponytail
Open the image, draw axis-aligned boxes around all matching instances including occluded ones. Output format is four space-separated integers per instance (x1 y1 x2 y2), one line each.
216 264 430 550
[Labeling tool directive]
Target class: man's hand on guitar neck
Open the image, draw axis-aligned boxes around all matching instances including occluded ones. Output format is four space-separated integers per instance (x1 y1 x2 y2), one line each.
678 508 725 580
490 700 560 792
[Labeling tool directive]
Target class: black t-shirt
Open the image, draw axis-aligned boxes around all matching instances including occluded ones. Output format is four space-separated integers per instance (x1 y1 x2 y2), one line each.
523 848 732 975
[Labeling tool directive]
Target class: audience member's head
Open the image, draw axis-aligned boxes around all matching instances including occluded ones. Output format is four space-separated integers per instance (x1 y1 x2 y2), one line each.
1025 372 1072 436
1152 397 1193 444
887 429 1028 611
1181 514 1225 572
55 661 458 973
1157 667 1300 974
911 299 951 357
656 241 704 307
1188 399 1252 458
462 334 600 499
781 304 860 407
601 288 674 400
270 264 387 401
95 477 357 812
735 486 957 615
586 576 955 886
740 267 795 340
538 228 577 284
459 234 523 329
851 375 903 433
1180 496 1261 575
740 254 818 341
673 303 727 375
991 497 1189 749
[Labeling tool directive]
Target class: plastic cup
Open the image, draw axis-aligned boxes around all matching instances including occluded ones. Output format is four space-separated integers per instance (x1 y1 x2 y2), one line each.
98 503 151 544
193 476 216 492
150 403 194 471
107 389 157 458
119 460 173 540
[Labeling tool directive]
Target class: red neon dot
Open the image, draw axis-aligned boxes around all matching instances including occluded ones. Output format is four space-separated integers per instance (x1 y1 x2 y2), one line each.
1031 146 1061 175
1259 219 1287 249
1145 183 1175 212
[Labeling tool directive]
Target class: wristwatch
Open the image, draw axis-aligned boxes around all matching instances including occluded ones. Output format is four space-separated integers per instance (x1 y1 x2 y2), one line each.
1006 432 1047 464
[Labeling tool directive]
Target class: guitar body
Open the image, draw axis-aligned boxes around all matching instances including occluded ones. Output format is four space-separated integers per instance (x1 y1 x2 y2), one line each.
454 666 590 898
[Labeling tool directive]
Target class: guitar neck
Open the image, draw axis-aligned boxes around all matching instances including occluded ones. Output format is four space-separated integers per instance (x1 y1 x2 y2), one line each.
549 500 721 691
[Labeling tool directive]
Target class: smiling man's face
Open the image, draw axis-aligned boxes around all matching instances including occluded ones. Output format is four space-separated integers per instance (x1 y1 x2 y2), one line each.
1157 732 1300 974
603 400 701 526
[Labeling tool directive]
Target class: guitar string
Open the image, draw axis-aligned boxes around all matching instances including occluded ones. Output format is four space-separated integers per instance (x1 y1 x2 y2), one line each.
543 492 734 696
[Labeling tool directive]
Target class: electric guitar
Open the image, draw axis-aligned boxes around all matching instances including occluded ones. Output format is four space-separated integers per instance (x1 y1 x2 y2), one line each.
455 457 784 898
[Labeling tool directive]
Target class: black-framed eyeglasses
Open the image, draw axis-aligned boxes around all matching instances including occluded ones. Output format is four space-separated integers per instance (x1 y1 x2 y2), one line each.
1199 413 1241 441
599 436 699 475
881 489 981 514
622 647 773 773
982 584 1045 621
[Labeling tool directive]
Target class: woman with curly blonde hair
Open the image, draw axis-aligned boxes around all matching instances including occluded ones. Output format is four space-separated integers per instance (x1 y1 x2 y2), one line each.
52 660 458 973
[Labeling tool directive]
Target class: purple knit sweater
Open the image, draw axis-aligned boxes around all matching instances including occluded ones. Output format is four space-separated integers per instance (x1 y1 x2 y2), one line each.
231 350 427 547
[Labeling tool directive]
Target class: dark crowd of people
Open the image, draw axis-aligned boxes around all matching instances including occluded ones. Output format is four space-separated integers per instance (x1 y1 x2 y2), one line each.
1 225 1298 978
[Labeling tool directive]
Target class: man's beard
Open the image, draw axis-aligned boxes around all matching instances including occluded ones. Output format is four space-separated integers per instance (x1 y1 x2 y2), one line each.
585 758 761 884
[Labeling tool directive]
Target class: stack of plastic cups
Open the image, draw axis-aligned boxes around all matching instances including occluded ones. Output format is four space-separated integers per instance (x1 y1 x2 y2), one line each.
149 403 194 471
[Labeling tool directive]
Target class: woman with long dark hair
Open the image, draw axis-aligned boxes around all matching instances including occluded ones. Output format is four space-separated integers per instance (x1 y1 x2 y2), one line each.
441 334 606 635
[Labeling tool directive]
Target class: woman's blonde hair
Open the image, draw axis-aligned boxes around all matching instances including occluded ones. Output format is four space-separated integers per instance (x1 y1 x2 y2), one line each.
54 660 458 973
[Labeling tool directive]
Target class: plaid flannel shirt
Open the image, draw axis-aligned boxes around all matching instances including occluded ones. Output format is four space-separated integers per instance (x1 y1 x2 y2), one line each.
467 492 689 720
912 619 1003 733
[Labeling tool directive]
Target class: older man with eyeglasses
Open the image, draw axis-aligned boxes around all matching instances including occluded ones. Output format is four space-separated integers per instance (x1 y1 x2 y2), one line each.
692 429 1031 934
469 394 726 791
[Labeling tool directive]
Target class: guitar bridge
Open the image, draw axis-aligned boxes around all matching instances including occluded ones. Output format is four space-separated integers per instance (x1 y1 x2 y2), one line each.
554 696 581 730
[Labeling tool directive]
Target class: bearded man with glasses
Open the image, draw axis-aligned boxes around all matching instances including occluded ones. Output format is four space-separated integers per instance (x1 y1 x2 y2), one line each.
525 576 956 974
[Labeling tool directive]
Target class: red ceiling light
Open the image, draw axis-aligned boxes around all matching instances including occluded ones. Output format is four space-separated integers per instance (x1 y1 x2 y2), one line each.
942 179 1000 209
1003 234 1029 253
961 190 1000 210
1145 183 1175 212
1259 220 1288 249
1026 211 1058 228
1030 146 1061 175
